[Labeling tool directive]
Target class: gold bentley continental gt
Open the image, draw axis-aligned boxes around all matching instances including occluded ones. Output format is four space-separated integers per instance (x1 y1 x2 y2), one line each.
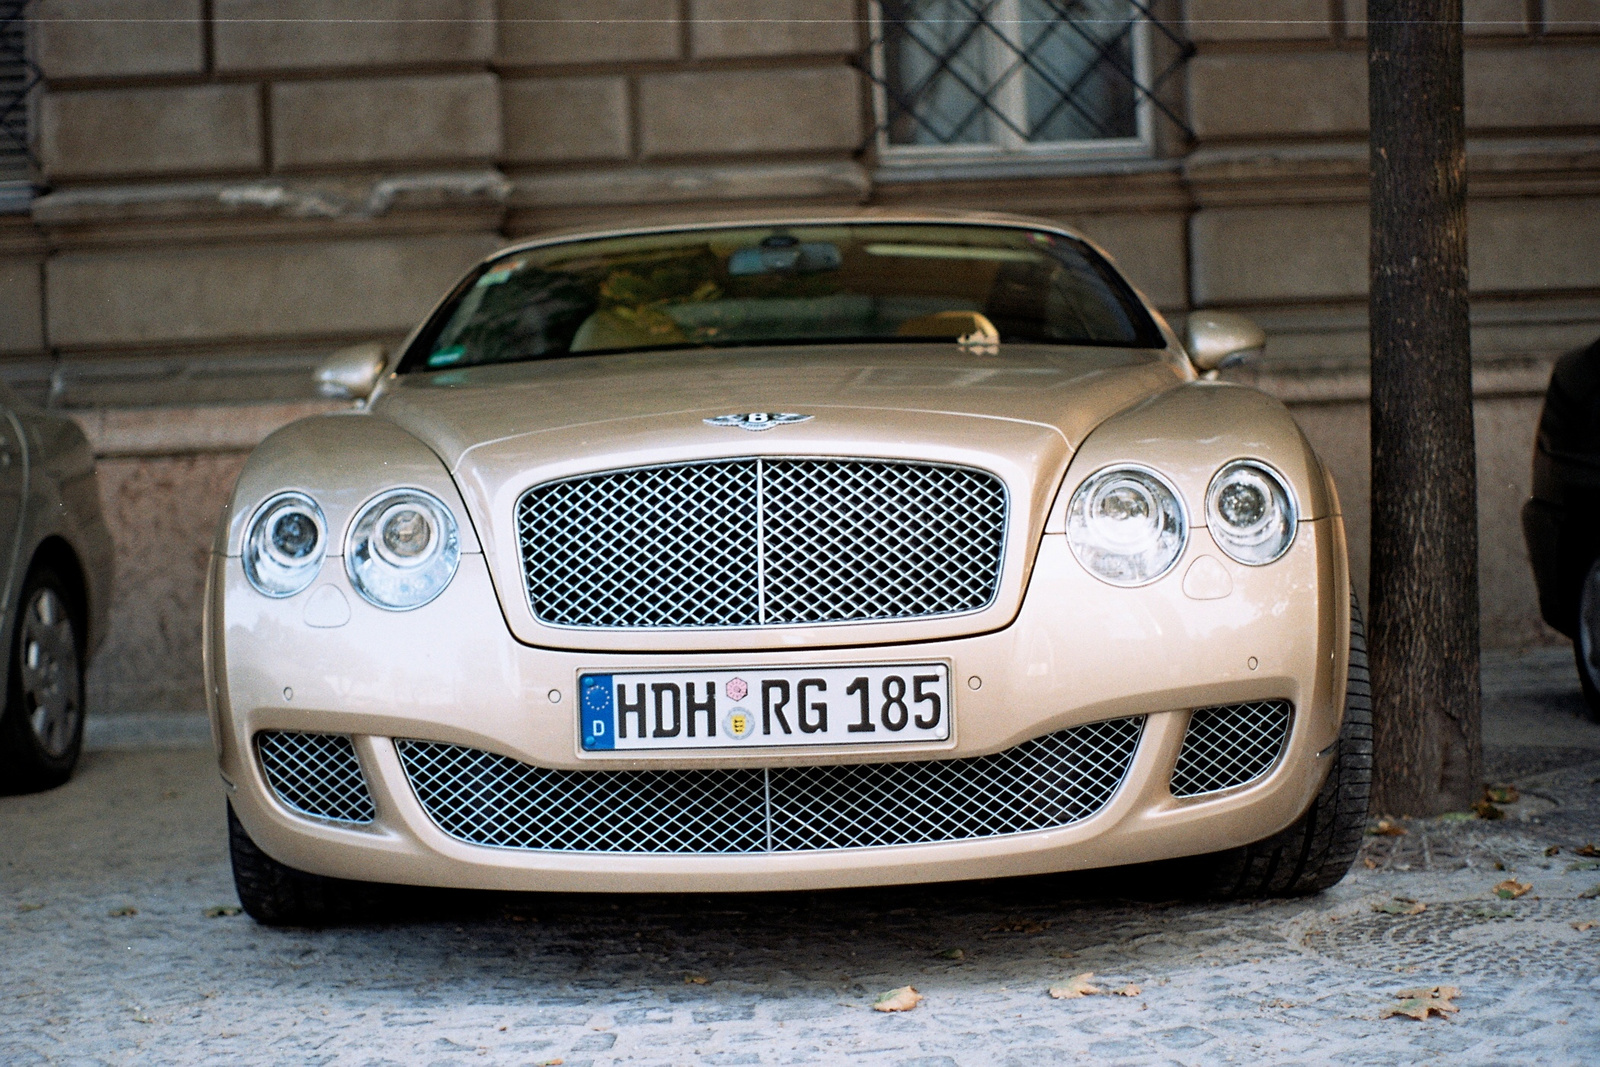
207 213 1369 924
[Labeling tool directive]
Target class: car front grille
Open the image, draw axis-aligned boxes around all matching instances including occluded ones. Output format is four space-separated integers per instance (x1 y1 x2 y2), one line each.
255 731 375 824
395 717 1144 854
515 457 1007 629
1169 700 1293 797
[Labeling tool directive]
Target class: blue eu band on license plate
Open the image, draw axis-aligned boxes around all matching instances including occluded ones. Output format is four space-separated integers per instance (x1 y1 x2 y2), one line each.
579 665 951 751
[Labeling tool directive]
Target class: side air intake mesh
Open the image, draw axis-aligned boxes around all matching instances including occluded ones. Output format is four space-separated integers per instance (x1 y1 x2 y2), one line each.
256 731 376 824
1170 700 1293 798
395 717 1144 854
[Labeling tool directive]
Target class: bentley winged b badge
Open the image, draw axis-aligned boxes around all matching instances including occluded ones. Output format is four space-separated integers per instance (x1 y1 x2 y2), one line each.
703 412 814 431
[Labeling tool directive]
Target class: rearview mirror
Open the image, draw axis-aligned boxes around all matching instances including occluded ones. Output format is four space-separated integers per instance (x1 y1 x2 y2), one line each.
1184 311 1266 373
315 342 388 400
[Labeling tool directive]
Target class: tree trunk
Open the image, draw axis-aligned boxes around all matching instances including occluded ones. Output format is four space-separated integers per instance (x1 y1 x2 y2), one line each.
1368 0 1482 815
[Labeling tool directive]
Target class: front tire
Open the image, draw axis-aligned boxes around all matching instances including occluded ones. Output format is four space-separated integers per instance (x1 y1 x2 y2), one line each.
0 564 86 795
229 803 381 926
1576 558 1600 722
1177 590 1373 898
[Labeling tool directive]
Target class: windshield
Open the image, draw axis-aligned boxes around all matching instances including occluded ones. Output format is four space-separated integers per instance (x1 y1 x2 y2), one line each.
398 223 1164 374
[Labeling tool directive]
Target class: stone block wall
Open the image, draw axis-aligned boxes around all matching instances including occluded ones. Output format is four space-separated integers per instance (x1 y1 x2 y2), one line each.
1 1 1597 712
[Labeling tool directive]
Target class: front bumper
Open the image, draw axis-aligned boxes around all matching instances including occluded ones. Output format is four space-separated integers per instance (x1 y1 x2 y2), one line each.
206 519 1349 893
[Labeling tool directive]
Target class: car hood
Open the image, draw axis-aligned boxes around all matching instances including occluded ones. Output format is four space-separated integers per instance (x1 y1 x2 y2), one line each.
372 343 1189 652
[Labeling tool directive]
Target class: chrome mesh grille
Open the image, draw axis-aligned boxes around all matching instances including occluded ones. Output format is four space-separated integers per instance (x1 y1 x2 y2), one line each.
256 731 375 824
396 717 1143 854
1170 700 1293 798
515 458 1007 629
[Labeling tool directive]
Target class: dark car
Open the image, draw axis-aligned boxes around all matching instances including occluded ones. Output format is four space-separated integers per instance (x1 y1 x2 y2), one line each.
1 380 115 793
1523 334 1600 719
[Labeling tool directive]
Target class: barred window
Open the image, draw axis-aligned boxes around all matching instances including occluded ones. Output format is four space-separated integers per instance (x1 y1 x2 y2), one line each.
0 0 35 201
867 0 1189 173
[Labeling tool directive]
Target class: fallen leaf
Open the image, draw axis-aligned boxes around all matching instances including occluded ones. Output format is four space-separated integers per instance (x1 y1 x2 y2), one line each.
873 986 923 1012
16 903 42 913
1574 843 1599 857
1362 856 1379 869
1573 921 1597 932
684 975 709 985
534 1060 564 1067
1113 984 1141 997
1368 818 1408 836
1493 861 1506 870
1048 973 1103 999
1373 896 1426 916
1570 860 1600 872
1493 879 1531 900
1267 998 1296 1009
1545 845 1561 857
203 906 241 918
1381 985 1461 1021
108 906 138 917
1471 800 1504 821
990 919 1051 934
1579 884 1600 899
935 948 965 960
1484 784 1519 805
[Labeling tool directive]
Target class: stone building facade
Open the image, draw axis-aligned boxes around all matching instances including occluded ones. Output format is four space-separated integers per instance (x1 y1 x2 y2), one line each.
1 0 1597 713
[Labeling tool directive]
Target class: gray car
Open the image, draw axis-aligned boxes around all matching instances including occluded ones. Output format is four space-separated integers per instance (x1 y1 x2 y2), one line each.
0 380 114 793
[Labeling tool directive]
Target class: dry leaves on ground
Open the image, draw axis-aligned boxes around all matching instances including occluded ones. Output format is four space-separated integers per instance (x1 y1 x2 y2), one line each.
1471 800 1505 820
1368 818 1407 836
203 906 241 918
1373 896 1426 916
683 975 709 985
1049 973 1102 999
935 948 965 960
1573 921 1597 932
107 906 137 917
873 986 924 1012
1574 843 1599 857
989 919 1051 934
1113 984 1142 997
1493 879 1531 900
1544 845 1561 857
1381 985 1461 1021
1485 784 1519 805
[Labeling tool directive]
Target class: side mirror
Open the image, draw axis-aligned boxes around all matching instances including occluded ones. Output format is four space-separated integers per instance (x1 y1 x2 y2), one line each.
314 342 388 400
1184 311 1266 373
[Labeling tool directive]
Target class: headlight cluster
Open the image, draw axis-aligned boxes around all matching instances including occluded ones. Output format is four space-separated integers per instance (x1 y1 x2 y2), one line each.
1066 460 1298 585
243 493 327 598
242 487 460 610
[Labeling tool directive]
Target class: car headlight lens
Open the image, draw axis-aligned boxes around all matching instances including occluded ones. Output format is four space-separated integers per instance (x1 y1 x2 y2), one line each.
243 492 326 597
1066 465 1187 586
345 488 460 610
1206 460 1297 565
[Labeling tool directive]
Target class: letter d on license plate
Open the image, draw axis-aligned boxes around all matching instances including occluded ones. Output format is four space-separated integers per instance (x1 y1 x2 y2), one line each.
579 664 951 751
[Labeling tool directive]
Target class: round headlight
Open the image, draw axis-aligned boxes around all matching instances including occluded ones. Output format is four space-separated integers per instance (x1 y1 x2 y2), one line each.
1066 465 1187 586
243 492 326 597
1205 460 1297 565
345 488 460 610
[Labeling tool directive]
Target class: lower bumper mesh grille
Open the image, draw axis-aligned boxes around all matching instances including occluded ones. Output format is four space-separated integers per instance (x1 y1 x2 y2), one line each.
256 731 375 824
395 718 1145 854
1170 700 1293 798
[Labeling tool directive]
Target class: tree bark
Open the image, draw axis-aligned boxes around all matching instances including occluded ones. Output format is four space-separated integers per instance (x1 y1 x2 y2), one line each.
1368 0 1482 815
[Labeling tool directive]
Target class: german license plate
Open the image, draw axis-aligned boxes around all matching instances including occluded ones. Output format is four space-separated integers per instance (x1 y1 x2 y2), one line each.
579 664 951 751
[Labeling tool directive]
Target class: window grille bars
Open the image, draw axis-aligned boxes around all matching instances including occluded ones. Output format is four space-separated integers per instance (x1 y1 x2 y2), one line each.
0 0 36 184
859 0 1194 159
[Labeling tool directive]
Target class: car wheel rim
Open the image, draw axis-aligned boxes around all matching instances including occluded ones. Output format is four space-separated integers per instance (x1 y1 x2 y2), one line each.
1583 561 1600 691
19 588 81 758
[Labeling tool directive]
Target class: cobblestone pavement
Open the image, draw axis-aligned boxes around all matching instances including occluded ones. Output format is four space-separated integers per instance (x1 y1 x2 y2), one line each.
4 649 1600 1066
